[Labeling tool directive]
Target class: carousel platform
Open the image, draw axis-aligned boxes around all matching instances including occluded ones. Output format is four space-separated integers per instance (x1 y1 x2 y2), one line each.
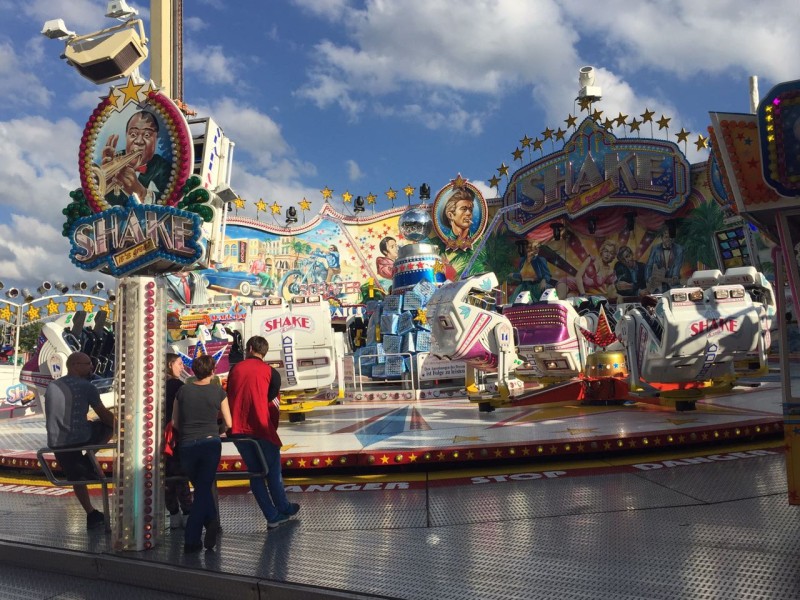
0 371 786 476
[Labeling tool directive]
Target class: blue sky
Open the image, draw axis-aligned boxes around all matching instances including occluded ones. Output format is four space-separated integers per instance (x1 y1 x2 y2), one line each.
0 0 798 292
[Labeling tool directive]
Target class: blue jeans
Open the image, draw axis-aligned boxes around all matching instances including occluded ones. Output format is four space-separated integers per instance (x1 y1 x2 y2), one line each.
179 437 221 545
233 437 291 521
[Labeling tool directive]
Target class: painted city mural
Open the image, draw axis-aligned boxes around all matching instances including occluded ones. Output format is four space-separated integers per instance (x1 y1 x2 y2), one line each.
165 118 773 312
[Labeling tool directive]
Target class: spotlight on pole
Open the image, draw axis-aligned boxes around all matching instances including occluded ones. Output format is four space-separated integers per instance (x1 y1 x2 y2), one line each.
419 183 431 202
588 217 597 235
5 288 19 299
54 281 69 294
22 289 35 303
74 281 88 291
285 206 298 225
550 222 564 241
38 281 53 295
107 289 117 302
0 280 4 292
354 196 365 214
92 281 105 294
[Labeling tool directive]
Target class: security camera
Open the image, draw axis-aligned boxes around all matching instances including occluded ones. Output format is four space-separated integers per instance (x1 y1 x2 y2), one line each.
41 18 76 40
92 281 106 293
38 281 53 294
106 1 139 20
74 281 88 291
5 288 19 299
54 281 70 294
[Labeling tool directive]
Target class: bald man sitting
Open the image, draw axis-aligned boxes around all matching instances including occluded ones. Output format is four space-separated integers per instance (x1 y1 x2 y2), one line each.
45 352 115 530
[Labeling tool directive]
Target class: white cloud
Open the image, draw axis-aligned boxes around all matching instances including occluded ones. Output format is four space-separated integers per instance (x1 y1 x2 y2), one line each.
183 42 237 85
18 0 110 32
346 159 364 181
0 41 52 109
184 16 207 32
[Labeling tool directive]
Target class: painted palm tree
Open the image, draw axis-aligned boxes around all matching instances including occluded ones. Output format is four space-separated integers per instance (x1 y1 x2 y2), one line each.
677 200 724 271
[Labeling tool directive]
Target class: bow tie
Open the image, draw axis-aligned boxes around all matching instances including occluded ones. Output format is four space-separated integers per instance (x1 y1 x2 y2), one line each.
135 164 147 173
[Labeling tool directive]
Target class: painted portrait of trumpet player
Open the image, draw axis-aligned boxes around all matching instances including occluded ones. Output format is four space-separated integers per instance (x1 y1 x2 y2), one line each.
97 109 172 207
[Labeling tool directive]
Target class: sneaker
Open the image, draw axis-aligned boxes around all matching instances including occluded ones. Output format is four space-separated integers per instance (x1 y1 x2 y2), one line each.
169 512 183 529
204 519 220 550
283 503 300 518
267 513 289 528
86 510 105 530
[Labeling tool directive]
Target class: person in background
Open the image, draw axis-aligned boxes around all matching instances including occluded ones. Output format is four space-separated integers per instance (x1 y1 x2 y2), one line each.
614 245 648 298
44 352 115 531
376 236 399 280
172 354 231 553
442 186 476 240
226 336 300 529
164 353 192 529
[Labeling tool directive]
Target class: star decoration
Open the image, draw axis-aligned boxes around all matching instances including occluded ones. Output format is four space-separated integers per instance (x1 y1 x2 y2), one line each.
299 198 311 211
99 304 111 315
114 77 144 106
452 174 467 188
233 197 246 209
555 128 567 141
578 305 617 349
532 138 543 150
385 188 397 201
520 135 532 148
628 118 642 132
270 201 282 214
512 147 524 161
82 299 95 313
46 299 61 315
657 115 671 130
602 117 615 130
695 134 709 150
321 186 333 201
541 127 554 140
615 112 629 126
414 309 428 326
488 175 501 189
255 199 268 212
591 109 603 122
578 97 592 112
641 108 655 123
64 298 77 312
342 191 353 203
497 163 509 177
402 184 414 199
25 305 41 322
366 193 377 205
675 128 690 143
0 305 12 322
565 114 577 128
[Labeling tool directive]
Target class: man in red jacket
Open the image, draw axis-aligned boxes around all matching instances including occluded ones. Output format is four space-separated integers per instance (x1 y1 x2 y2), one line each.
226 335 299 527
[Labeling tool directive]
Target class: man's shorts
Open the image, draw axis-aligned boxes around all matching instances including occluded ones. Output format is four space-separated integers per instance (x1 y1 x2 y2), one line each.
53 421 113 482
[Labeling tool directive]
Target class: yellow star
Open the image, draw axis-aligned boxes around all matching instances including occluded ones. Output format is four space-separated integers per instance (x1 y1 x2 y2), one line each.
532 138 543 150
380 455 390 464
321 186 333 201
403 184 415 198
99 304 111 315
64 298 77 312
657 115 671 130
255 199 268 212
554 128 567 141
451 174 467 188
512 147 524 161
299 198 311 211
414 309 428 326
695 134 709 150
385 187 397 201
366 193 377 205
675 127 690 143
541 127 554 140
46 299 60 315
234 197 246 209
497 163 509 176
602 117 615 130
408 453 418 462
565 114 577 128
25 305 41 322
578 97 592 112
342 191 353 203
641 108 655 123
488 175 501 188
270 201 282 214
520 135 532 148
325 457 333 466
615 112 628 126
82 299 95 313
628 118 642 132
0 304 12 322
591 109 603 122
433 261 445 275
115 77 144 105
298 458 306 467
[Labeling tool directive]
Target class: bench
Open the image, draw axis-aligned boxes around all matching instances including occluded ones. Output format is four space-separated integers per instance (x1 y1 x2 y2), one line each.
38 437 268 534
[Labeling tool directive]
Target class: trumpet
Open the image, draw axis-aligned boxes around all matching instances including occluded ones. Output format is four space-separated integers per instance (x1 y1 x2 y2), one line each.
91 150 144 198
